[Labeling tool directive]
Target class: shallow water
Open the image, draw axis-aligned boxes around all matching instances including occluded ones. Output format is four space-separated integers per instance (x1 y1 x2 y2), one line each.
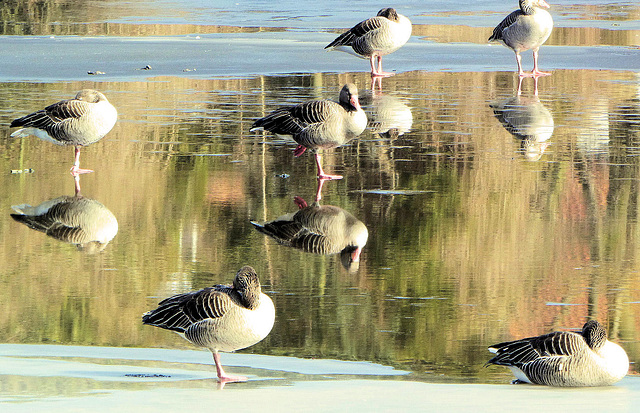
1 0 640 408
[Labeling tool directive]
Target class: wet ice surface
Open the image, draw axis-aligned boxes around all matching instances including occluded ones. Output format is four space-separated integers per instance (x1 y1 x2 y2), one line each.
1 0 640 410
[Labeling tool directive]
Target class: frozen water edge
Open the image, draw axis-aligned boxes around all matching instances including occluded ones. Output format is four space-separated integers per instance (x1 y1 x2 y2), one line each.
0 344 639 412
0 32 638 83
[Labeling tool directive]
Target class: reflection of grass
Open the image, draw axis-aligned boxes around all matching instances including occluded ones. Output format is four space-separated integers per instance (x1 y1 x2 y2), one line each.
1 69 639 384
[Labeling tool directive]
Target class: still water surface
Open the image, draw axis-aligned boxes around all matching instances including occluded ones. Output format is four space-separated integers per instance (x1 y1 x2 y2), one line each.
0 0 639 399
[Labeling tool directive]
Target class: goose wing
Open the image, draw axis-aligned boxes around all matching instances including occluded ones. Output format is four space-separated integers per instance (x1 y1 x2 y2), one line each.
11 98 91 130
142 286 234 333
325 16 385 48
487 331 587 366
489 10 524 42
252 100 335 136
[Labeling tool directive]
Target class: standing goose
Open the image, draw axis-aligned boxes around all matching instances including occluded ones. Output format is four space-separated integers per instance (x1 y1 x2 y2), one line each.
486 320 629 386
251 196 368 271
10 89 118 175
142 266 275 383
251 84 367 181
489 0 554 77
325 8 412 77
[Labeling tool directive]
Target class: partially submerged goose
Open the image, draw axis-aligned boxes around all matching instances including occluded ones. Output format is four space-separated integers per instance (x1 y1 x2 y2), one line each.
326 8 412 77
251 84 367 181
251 196 368 271
10 89 117 175
489 0 554 77
486 320 629 386
142 266 275 383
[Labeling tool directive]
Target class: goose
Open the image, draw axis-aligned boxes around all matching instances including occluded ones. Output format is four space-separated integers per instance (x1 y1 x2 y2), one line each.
490 83 554 161
325 8 412 77
10 89 117 175
486 320 629 386
251 83 367 181
251 196 368 271
142 266 275 383
489 0 554 77
11 191 118 253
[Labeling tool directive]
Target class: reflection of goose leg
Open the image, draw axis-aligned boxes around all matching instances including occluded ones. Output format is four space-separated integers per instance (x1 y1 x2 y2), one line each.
74 174 82 196
533 76 540 96
371 75 382 91
70 146 94 176
315 153 342 181
315 177 327 202
517 76 524 96
213 351 247 383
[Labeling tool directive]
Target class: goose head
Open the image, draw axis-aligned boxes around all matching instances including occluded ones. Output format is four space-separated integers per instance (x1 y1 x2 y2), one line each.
339 83 361 112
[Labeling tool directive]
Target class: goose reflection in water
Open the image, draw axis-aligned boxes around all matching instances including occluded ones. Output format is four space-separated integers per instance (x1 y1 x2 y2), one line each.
490 77 554 161
368 92 413 139
251 181 368 271
10 175 118 253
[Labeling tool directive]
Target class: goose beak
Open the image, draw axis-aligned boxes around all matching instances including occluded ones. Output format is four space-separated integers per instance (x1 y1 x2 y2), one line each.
351 247 362 263
350 95 361 111
538 0 550 8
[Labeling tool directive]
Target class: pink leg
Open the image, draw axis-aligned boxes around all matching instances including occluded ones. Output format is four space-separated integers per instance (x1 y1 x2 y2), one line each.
531 49 551 77
533 76 540 96
293 145 307 157
314 153 342 180
213 351 247 383
515 52 528 78
293 196 308 209
70 146 94 176
370 54 395 77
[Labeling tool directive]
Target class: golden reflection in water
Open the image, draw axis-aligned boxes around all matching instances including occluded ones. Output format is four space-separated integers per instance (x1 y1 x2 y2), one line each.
0 69 639 380
10 175 118 253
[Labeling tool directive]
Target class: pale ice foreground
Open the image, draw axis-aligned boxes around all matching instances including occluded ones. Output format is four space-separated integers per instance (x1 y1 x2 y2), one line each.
1 344 638 412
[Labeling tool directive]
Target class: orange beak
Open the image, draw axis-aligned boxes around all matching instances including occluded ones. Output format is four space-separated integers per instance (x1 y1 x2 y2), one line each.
538 0 550 8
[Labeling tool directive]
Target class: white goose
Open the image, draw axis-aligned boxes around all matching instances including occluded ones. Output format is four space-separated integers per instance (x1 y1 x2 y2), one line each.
486 320 629 386
325 8 412 77
142 266 275 383
489 0 554 77
10 89 117 175
251 83 367 181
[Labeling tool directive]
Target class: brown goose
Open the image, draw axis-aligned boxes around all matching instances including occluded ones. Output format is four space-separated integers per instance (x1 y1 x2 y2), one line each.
10 89 117 175
11 191 118 253
251 84 367 181
326 8 412 77
142 266 275 383
251 196 368 271
489 0 554 77
486 320 629 386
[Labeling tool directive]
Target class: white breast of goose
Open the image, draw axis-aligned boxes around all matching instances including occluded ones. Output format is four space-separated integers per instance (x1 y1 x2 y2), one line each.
185 293 275 353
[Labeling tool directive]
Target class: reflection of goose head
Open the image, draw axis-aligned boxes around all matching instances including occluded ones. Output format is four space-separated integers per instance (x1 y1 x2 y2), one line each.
11 195 118 253
368 94 413 138
251 198 368 271
490 95 554 161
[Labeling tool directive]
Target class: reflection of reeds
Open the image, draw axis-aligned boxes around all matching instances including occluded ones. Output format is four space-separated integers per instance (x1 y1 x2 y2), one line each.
1 69 639 379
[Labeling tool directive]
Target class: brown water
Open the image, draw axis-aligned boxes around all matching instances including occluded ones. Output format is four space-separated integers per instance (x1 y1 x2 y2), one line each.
0 1 639 401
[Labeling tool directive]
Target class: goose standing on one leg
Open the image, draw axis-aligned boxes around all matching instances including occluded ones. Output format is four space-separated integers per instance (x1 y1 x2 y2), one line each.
485 320 629 386
142 266 275 383
325 8 412 77
250 84 367 181
10 89 117 176
489 0 554 77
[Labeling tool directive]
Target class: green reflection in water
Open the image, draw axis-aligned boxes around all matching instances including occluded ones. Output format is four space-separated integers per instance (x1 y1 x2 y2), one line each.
0 69 639 385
